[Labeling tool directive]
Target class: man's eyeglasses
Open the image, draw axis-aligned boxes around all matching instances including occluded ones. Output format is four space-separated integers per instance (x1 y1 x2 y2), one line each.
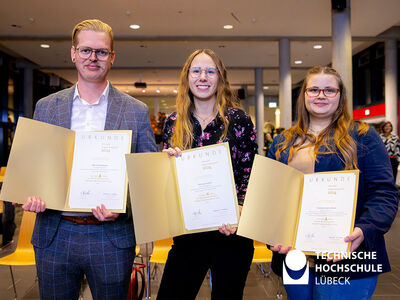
189 67 218 78
305 87 340 98
75 47 113 61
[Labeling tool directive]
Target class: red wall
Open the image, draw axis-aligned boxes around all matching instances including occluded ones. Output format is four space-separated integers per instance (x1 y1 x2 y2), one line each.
352 100 400 130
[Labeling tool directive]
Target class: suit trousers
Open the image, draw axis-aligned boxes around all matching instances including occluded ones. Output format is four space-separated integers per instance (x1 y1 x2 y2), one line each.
34 219 135 300
157 231 254 300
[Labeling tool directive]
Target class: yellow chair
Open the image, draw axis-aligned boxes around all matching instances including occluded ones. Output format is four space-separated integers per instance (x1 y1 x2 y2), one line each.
146 238 173 300
0 166 6 176
253 241 284 298
0 211 36 299
253 240 273 275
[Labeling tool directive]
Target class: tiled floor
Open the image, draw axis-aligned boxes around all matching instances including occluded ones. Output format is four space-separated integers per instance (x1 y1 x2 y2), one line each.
1 206 400 299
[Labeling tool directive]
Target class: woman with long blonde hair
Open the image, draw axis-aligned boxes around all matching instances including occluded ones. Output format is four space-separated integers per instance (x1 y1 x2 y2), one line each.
157 49 258 300
268 66 398 300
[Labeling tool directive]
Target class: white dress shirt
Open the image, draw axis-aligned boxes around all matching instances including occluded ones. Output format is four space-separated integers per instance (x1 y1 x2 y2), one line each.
62 82 109 216
70 82 109 131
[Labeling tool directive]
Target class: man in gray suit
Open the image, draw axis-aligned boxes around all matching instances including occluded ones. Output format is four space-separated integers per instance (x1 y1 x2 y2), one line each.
22 19 157 299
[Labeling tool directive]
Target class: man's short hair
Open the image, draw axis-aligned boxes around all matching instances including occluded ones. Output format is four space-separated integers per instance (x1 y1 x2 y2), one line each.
72 19 114 50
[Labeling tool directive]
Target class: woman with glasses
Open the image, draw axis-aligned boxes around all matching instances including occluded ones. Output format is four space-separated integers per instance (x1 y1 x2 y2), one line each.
268 66 398 300
157 49 257 300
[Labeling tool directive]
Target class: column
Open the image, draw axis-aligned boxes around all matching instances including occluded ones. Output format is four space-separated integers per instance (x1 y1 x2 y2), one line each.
332 0 353 114
385 39 398 134
154 98 159 119
23 68 33 118
279 38 292 129
255 68 264 155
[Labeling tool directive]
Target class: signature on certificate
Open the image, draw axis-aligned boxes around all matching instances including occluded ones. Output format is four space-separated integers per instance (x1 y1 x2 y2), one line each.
80 190 91 199
305 232 316 239
192 209 202 216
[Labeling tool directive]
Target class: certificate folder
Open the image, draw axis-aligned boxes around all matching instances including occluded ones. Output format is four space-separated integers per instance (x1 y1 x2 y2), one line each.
0 117 131 213
125 143 240 244
237 155 359 255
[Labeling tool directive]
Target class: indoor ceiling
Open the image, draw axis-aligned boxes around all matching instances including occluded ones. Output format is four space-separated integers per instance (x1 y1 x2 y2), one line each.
0 0 399 102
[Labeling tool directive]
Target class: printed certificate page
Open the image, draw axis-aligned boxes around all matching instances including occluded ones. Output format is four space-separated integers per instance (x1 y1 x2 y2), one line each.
295 172 357 253
174 144 238 231
68 131 130 210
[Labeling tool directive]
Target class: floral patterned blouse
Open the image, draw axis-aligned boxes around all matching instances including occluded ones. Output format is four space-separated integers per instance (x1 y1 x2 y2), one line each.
162 107 258 205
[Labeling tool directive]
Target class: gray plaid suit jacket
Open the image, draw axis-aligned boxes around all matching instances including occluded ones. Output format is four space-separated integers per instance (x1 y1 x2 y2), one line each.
31 84 157 249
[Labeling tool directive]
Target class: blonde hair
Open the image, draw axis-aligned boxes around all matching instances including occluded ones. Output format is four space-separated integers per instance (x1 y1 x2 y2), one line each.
275 66 368 170
171 49 239 150
72 19 114 50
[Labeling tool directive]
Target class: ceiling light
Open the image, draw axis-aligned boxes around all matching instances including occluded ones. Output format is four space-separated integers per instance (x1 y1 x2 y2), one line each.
129 24 140 30
263 86 269 90
313 45 323 49
142 89 146 93
156 89 161 94
40 44 50 48
223 25 233 29
294 60 303 64
173 89 177 94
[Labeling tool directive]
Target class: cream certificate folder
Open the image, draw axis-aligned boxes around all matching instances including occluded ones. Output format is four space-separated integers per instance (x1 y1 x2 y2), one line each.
0 117 131 213
125 143 240 244
237 155 359 255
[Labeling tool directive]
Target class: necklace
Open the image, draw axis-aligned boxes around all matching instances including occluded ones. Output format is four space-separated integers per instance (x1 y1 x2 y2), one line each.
194 111 216 127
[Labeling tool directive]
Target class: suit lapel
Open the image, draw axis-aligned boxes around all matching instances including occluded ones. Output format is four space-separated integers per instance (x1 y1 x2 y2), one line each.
104 85 124 130
56 85 74 129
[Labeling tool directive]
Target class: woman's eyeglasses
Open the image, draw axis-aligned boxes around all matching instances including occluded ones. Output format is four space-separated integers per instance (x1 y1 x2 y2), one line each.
189 67 218 78
305 87 340 98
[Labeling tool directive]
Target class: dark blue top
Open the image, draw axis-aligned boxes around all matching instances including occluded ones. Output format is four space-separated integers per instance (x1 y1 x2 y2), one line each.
268 124 398 279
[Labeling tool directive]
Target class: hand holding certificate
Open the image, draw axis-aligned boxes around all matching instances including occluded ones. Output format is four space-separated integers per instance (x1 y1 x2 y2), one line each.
237 155 359 255
0 118 131 213
125 143 239 244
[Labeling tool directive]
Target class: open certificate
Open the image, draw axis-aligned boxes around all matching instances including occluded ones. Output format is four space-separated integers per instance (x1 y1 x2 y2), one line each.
0 118 131 213
125 143 240 244
68 132 130 210
237 155 359 255
295 173 358 253
175 145 238 230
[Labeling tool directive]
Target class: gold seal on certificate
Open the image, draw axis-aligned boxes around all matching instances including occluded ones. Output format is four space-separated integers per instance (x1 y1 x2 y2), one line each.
126 143 239 244
237 155 359 255
0 117 131 213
